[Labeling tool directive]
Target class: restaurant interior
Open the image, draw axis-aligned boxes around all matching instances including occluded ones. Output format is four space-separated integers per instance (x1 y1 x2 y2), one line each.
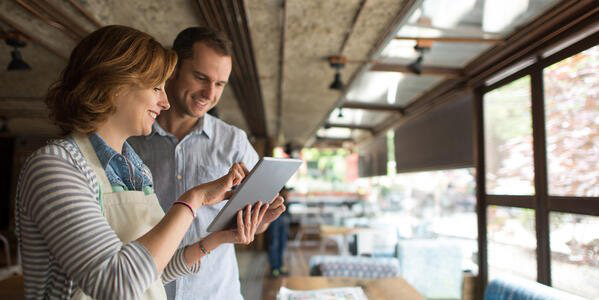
0 0 597 299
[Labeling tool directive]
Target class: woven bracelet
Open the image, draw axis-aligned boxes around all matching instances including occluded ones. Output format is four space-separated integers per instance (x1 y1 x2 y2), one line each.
198 240 210 255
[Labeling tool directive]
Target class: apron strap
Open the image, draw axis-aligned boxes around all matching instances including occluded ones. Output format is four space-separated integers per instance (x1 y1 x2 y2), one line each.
72 133 113 195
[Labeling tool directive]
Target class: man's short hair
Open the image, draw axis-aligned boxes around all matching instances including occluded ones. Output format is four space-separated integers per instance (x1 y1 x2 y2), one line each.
172 27 233 62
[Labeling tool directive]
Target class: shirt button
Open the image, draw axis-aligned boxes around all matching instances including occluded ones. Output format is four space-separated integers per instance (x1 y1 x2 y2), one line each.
177 175 182 180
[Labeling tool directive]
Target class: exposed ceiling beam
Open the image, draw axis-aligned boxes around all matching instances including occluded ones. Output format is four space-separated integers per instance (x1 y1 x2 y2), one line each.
66 0 102 28
342 101 404 113
395 36 502 44
303 0 419 147
195 0 268 138
315 135 353 141
275 0 286 144
0 97 48 118
312 138 352 148
338 0 367 54
314 136 354 148
365 0 597 149
325 122 375 133
370 62 462 77
404 23 502 38
465 0 598 86
14 0 83 40
0 14 67 59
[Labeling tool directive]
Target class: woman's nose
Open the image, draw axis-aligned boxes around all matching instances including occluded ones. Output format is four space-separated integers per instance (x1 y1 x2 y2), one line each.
159 92 170 110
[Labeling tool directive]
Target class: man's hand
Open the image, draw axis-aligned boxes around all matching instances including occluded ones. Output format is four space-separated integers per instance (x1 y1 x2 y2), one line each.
216 201 269 245
256 195 286 234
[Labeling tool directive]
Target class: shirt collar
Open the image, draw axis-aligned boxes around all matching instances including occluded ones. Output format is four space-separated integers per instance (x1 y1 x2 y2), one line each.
149 115 213 139
89 133 139 169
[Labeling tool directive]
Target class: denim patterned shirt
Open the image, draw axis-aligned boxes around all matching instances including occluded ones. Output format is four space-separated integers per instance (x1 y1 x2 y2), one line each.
89 133 153 193
128 114 259 300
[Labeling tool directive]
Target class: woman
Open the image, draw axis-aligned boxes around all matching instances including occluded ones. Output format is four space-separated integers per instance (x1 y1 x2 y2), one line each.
15 25 268 299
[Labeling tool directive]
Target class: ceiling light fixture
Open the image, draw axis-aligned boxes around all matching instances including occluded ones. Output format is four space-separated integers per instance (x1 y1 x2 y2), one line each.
5 35 31 71
328 55 347 90
407 44 429 75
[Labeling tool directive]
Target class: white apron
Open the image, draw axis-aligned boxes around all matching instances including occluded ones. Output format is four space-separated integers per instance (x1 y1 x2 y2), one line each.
71 134 167 300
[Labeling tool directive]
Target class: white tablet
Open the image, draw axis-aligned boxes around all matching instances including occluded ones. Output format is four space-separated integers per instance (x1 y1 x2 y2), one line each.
206 157 302 232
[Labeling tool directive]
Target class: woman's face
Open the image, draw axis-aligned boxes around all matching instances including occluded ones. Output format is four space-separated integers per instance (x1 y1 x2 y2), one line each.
112 82 170 137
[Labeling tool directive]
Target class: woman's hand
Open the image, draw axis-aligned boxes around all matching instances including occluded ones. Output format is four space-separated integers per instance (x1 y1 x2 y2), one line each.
187 202 269 264
181 162 248 208
215 201 269 245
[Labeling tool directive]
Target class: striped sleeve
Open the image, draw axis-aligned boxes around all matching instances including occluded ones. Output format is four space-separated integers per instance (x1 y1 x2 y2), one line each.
161 247 201 284
19 152 158 300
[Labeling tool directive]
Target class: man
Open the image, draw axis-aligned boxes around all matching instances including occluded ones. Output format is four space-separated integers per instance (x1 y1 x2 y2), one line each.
265 187 292 277
129 27 285 300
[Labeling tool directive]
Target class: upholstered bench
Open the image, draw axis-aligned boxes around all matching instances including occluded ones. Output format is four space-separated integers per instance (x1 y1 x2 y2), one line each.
309 255 400 278
485 277 585 300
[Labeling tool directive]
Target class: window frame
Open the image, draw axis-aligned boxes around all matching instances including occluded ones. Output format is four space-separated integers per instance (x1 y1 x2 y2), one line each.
475 32 599 293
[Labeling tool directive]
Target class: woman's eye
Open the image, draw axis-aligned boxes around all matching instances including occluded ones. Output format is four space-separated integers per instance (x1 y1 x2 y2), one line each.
154 87 162 92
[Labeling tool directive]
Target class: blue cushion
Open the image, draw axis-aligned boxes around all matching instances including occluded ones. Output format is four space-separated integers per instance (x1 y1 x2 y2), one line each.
485 277 585 300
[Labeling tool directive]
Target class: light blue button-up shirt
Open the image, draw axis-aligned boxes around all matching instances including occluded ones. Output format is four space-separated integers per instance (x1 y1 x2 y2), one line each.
88 133 153 193
128 114 259 300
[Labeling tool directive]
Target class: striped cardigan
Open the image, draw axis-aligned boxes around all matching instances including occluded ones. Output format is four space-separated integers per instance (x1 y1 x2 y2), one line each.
15 138 200 299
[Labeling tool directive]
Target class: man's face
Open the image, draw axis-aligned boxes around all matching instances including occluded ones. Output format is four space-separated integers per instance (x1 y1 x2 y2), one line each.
166 42 232 119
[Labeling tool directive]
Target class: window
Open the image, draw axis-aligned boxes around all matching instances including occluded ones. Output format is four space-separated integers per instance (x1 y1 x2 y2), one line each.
487 206 536 281
550 212 599 298
484 76 535 195
360 168 478 271
544 45 599 197
479 34 599 293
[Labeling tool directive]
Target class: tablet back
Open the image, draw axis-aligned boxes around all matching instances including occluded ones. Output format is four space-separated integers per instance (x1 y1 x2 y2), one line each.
207 157 302 232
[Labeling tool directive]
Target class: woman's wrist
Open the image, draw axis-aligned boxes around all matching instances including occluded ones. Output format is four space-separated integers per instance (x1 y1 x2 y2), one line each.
180 188 204 210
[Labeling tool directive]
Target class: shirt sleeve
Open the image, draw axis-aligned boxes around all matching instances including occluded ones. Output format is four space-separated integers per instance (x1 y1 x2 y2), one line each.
237 130 260 169
161 247 202 284
18 153 158 300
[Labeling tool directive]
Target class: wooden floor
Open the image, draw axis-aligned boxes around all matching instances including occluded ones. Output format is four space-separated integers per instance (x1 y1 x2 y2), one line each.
0 273 24 300
238 242 337 300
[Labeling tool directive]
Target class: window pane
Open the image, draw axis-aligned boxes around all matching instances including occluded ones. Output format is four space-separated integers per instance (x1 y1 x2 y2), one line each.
550 212 599 298
544 45 599 196
358 168 477 298
488 206 536 281
484 76 534 195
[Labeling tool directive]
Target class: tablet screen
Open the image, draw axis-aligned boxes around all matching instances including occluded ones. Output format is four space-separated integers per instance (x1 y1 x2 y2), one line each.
207 157 302 232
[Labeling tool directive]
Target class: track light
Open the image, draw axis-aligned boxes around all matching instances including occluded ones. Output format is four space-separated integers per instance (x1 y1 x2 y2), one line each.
329 71 343 90
408 45 429 76
407 55 423 75
6 37 31 71
328 55 347 90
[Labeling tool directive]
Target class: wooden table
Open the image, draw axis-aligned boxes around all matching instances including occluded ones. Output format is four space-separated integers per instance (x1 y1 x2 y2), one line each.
265 276 424 300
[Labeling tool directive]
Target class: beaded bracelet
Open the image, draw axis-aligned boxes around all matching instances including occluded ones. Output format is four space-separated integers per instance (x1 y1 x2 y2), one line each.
198 240 210 255
173 201 196 218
